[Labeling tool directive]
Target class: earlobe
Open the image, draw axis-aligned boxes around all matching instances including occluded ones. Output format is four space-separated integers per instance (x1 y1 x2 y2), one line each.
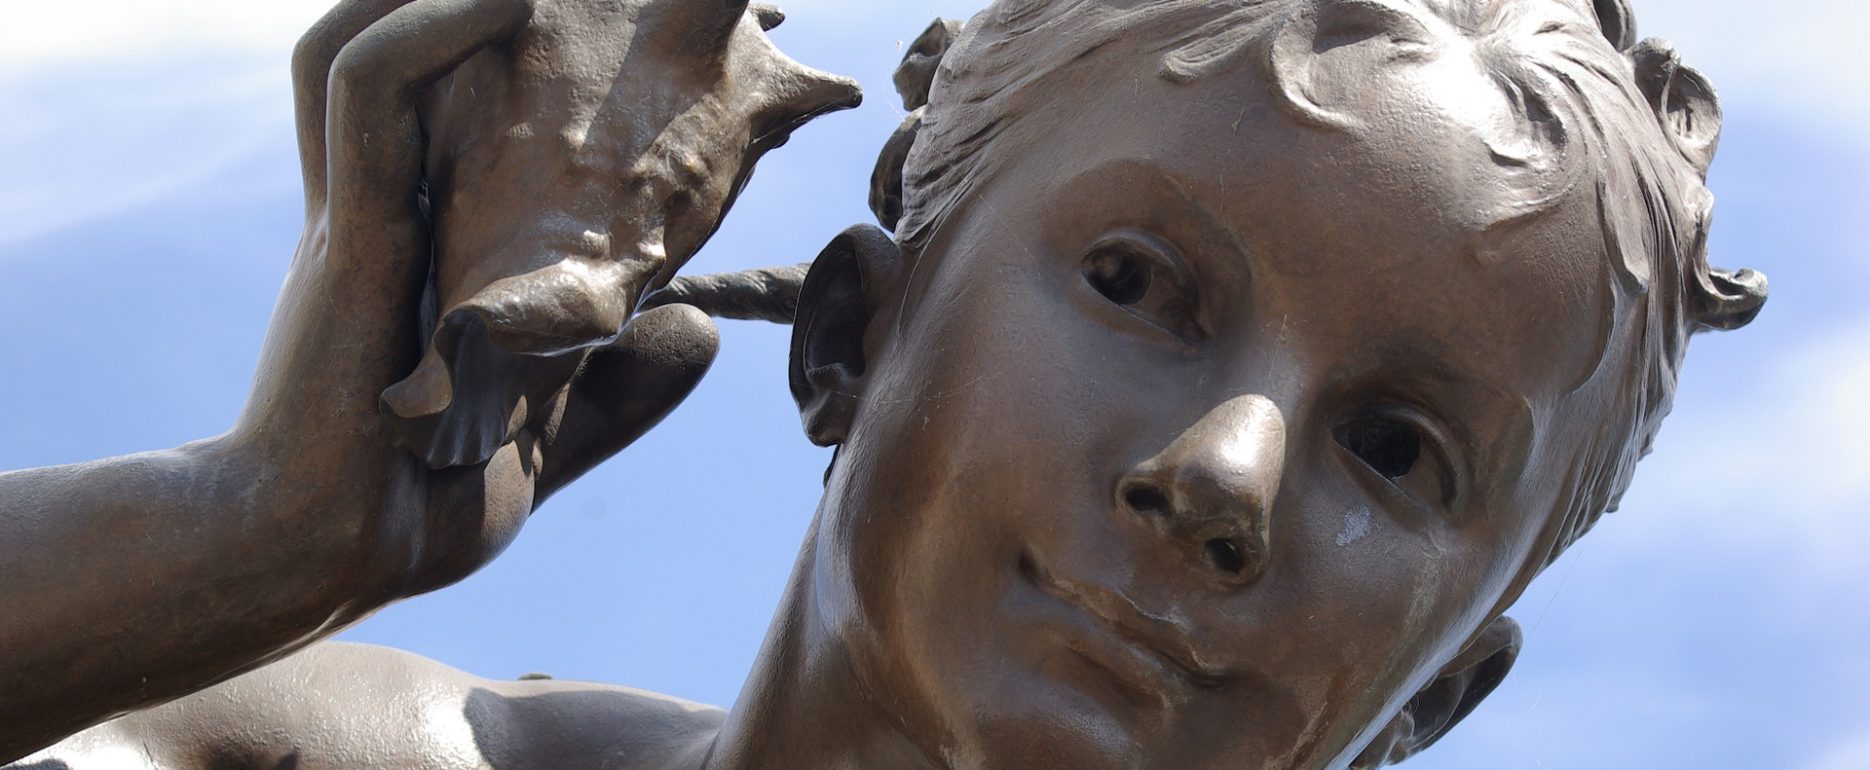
789 225 904 447
1351 616 1523 768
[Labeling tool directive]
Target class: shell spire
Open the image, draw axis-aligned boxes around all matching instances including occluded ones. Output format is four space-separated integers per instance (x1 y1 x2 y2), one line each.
758 57 864 139
749 3 786 31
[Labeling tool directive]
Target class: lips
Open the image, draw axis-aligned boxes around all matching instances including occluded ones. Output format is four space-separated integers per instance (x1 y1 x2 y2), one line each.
1018 550 1230 690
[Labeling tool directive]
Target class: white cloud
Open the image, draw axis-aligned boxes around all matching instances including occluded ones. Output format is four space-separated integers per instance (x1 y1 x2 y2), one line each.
0 63 295 249
0 2 332 73
1409 660 1730 769
1589 311 1870 597
0 0 969 74
5 0 1863 125
1636 0 1870 123
1807 730 1870 770
1707 323 1870 511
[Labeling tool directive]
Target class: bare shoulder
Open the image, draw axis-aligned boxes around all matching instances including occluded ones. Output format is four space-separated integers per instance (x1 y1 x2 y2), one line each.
7 642 725 770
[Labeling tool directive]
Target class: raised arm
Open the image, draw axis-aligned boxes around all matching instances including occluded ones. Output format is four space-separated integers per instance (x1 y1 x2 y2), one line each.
0 0 817 758
0 2 542 759
0 0 859 756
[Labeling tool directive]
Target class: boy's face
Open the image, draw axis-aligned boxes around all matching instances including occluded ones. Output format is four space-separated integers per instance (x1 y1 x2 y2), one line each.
813 45 1623 770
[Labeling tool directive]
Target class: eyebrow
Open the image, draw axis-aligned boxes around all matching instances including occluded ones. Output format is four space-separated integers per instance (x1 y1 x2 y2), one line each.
1045 158 1255 285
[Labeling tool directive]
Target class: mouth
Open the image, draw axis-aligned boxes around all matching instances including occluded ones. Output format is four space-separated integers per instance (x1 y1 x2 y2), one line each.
1017 550 1230 694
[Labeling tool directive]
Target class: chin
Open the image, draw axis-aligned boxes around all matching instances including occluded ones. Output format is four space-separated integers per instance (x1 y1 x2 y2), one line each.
877 613 1280 770
939 675 1297 770
940 667 1157 770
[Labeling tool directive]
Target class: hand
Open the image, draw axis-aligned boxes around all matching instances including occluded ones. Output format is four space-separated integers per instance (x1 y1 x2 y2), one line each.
236 0 734 599
0 6 773 752
374 0 862 468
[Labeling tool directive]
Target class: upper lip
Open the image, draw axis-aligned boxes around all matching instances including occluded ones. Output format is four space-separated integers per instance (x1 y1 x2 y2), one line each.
1018 551 1230 687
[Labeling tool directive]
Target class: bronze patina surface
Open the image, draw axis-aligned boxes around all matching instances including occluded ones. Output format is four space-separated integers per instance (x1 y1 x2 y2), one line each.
0 1 1766 768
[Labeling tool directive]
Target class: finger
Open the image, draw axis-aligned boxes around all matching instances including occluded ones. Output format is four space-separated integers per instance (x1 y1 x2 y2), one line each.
292 0 418 213
534 304 721 501
322 0 535 315
241 0 535 441
640 263 811 324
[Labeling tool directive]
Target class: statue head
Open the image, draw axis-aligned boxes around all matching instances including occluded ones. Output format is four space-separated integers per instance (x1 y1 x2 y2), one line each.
783 0 1766 767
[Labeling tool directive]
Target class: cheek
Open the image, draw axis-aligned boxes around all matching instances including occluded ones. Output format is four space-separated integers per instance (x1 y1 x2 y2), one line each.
819 251 1180 749
838 256 1128 554
853 239 1207 485
1254 464 1522 747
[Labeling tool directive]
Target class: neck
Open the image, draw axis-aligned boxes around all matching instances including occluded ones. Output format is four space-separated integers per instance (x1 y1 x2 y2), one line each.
699 521 943 770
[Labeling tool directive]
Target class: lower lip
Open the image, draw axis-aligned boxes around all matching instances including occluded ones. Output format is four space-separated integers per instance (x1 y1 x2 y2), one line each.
1020 574 1197 708
1052 618 1195 710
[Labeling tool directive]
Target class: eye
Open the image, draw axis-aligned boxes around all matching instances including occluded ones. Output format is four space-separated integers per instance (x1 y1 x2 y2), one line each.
1085 246 1153 306
1079 232 1205 341
1335 412 1455 508
1337 417 1420 479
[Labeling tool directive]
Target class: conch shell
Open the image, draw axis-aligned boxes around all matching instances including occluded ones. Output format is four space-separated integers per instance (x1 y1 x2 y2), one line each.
380 0 861 468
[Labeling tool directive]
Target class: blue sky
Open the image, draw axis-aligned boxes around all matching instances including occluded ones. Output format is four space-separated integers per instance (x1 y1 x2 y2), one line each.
2 2 1865 767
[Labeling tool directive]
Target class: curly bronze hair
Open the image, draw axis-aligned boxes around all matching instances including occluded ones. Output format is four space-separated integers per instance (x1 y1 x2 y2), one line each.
663 0 1767 570
880 0 1766 568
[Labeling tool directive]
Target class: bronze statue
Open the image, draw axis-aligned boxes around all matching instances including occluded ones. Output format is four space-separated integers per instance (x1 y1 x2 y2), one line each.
0 0 1768 768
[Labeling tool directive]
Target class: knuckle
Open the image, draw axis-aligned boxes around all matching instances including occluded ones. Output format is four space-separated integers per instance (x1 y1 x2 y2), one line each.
327 42 371 87
327 42 397 109
291 26 349 100
289 33 326 89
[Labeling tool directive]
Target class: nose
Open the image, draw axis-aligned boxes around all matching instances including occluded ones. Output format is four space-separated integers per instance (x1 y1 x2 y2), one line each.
1117 394 1286 585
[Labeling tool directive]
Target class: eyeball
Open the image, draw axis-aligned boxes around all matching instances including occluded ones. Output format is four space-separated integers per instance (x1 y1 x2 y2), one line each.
1084 244 1154 306
1078 231 1206 342
1336 416 1422 479
1334 411 1456 509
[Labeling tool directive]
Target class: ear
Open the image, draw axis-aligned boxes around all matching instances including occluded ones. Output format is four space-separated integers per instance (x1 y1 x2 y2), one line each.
1631 39 1723 178
1350 616 1523 769
789 225 904 447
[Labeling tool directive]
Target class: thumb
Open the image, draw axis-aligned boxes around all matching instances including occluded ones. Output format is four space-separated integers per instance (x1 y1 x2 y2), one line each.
534 304 720 500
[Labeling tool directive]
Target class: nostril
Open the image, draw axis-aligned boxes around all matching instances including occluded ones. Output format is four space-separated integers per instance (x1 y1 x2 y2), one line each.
1124 484 1170 516
1204 538 1247 575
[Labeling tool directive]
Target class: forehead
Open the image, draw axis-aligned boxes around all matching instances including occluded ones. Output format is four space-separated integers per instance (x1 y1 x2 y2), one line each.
984 51 1616 404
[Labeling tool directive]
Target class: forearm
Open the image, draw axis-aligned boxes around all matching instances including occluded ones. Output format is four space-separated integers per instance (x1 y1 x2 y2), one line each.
0 437 400 762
